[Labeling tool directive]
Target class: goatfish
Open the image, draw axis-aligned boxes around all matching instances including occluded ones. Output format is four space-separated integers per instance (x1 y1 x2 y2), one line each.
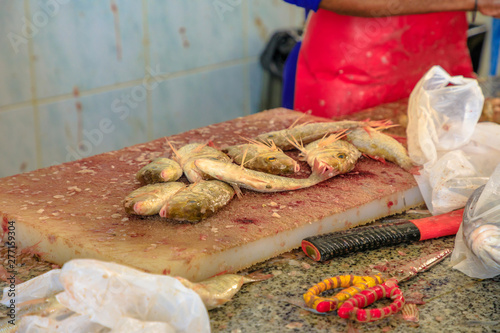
169 142 231 183
175 272 273 310
256 119 391 151
135 157 183 184
124 182 186 215
289 131 361 175
194 158 335 193
160 180 235 222
224 139 299 175
345 127 414 172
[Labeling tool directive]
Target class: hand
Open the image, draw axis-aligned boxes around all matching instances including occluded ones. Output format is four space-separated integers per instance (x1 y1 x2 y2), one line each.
478 0 500 18
283 0 322 12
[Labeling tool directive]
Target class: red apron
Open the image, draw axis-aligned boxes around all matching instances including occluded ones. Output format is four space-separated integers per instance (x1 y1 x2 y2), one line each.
294 11 473 117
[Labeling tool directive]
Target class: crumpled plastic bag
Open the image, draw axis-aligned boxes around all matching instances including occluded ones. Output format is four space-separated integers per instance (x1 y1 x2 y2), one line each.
0 259 210 333
450 164 500 278
407 65 500 215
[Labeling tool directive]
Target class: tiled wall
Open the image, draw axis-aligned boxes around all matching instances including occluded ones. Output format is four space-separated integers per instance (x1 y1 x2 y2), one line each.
0 0 303 178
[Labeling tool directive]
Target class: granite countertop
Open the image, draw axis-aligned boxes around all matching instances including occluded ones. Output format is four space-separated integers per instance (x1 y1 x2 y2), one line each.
1 210 499 333
207 211 500 333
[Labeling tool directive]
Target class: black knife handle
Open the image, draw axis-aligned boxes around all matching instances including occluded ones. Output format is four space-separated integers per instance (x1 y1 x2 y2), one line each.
302 221 421 262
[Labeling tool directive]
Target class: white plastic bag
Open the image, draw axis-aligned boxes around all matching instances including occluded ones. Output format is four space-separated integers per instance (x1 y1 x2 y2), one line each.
407 65 500 215
450 164 500 278
1 259 210 333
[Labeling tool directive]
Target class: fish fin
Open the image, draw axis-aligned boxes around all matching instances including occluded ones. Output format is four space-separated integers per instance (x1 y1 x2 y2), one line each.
166 140 180 161
207 140 220 150
231 184 243 199
401 303 420 322
240 146 250 170
318 129 348 147
193 142 208 153
286 135 306 153
241 136 282 152
381 132 407 144
366 119 398 131
287 111 310 129
363 153 387 164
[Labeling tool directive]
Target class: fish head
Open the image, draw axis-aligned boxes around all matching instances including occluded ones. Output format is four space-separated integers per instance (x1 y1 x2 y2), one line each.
255 151 300 174
133 200 158 215
310 142 361 175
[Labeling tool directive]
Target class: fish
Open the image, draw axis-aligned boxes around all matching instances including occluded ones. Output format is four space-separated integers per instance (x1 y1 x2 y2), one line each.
174 272 273 310
224 139 299 175
289 131 361 175
345 127 414 172
169 142 231 183
124 182 186 216
159 180 235 222
135 157 183 184
0 296 69 333
255 120 390 151
193 158 334 193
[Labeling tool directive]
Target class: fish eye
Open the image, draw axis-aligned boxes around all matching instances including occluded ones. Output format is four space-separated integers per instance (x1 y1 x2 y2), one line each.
267 157 277 161
337 153 345 159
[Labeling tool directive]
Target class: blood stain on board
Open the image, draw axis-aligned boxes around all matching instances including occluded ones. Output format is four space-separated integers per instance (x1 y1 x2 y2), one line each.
235 218 257 224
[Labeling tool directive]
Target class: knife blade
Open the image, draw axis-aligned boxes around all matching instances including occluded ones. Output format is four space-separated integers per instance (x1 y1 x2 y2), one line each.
302 208 464 262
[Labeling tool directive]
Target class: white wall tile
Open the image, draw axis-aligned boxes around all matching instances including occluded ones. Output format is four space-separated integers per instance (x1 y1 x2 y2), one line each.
0 107 37 177
0 1 32 107
31 0 145 99
151 64 245 139
148 0 244 73
39 87 148 167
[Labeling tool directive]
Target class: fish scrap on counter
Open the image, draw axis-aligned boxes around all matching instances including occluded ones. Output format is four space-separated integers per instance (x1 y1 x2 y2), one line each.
175 271 273 310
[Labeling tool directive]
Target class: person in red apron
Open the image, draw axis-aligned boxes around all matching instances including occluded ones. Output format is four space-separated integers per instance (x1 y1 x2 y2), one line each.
283 0 500 118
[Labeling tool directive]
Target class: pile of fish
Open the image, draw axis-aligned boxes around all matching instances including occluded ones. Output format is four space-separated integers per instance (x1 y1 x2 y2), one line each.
124 119 414 222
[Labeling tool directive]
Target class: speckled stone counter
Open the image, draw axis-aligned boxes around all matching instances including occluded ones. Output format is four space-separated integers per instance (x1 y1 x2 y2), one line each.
1 210 499 333
207 211 500 333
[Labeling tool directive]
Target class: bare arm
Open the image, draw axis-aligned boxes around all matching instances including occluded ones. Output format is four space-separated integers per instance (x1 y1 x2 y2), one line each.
318 0 489 17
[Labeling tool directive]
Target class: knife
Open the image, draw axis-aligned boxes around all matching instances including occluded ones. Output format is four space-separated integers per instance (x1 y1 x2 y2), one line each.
301 208 464 262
